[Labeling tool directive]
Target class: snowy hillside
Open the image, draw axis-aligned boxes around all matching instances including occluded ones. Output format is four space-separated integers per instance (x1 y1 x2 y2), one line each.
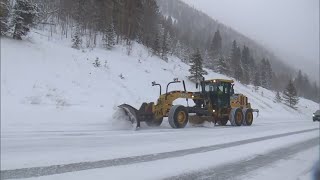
1 31 318 133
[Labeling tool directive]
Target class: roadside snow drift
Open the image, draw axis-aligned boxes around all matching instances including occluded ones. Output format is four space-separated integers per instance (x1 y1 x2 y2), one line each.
1 32 318 132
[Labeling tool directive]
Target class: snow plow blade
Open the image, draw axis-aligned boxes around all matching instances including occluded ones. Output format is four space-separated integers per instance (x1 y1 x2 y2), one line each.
118 104 140 130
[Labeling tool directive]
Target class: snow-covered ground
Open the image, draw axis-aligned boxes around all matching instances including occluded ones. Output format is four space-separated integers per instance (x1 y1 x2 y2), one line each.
1 32 319 179
242 147 319 180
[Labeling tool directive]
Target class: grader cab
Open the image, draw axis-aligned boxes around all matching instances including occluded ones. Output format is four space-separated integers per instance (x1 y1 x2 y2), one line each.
118 78 259 130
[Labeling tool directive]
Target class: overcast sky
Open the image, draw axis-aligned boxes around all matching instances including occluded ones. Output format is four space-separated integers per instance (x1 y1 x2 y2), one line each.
182 0 319 82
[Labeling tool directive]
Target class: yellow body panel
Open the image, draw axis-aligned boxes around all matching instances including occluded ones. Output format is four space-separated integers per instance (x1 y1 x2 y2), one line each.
152 91 201 119
230 94 251 109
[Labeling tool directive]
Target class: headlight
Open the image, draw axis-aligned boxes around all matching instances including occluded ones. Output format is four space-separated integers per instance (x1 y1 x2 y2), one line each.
313 114 315 117
212 110 216 113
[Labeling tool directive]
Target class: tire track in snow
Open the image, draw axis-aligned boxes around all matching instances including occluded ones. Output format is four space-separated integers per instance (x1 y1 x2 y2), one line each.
1 128 318 179
166 137 319 180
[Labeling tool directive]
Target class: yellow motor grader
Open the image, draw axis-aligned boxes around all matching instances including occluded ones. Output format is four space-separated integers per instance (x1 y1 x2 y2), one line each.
119 78 259 129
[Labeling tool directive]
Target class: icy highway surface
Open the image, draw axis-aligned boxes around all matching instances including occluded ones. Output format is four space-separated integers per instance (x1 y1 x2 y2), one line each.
1 118 319 180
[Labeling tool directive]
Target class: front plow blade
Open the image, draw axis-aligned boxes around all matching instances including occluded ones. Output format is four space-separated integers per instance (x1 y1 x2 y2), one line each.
118 104 140 130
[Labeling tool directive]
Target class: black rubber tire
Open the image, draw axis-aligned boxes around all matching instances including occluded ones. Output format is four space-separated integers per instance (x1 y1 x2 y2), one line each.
145 117 163 127
242 109 253 126
229 108 243 126
168 105 188 128
217 117 228 126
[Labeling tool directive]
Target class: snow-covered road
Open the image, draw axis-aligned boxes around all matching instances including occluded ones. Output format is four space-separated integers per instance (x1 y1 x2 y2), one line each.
167 138 318 180
1 118 319 180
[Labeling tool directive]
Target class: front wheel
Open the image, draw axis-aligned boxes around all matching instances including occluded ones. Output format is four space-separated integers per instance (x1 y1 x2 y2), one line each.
229 108 243 126
168 105 189 128
243 109 254 126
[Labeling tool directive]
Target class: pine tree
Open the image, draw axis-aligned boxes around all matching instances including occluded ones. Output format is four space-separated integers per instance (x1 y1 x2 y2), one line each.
161 29 170 61
209 29 222 71
181 45 190 63
283 80 299 109
10 0 38 40
0 0 10 36
103 20 116 50
265 59 272 89
174 40 183 59
293 70 303 96
260 58 267 88
241 46 250 84
230 40 242 81
249 57 256 84
274 91 282 103
216 56 229 75
253 69 261 91
152 31 161 56
209 29 222 58
202 49 211 67
188 49 207 82
234 46 243 81
72 23 82 49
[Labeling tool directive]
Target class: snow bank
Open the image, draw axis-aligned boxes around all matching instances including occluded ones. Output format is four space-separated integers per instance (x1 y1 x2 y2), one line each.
1 31 318 132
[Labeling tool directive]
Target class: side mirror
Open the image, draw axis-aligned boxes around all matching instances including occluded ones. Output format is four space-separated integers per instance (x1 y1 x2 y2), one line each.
196 83 199 89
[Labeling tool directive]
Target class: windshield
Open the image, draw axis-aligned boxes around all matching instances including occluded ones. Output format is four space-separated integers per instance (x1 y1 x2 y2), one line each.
203 82 230 94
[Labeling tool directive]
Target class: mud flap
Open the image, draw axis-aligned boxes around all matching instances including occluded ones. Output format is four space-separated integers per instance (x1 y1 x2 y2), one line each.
118 104 140 130
252 109 259 117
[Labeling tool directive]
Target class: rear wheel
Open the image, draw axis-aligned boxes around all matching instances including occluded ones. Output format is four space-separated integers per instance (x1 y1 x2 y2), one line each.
168 105 189 128
242 109 253 126
145 117 163 127
230 108 243 126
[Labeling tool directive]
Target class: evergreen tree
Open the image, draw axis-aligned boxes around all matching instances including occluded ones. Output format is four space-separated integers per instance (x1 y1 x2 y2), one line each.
253 69 261 90
293 70 303 96
241 46 250 84
283 80 299 109
72 23 82 49
202 49 211 67
260 58 268 88
161 28 170 61
181 45 190 63
103 20 116 50
174 40 183 60
265 59 273 89
274 91 282 103
152 30 161 56
234 46 243 81
209 29 222 70
0 0 10 36
249 57 256 84
11 0 38 40
216 56 229 75
271 72 281 91
230 40 242 81
209 29 222 57
188 49 207 82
